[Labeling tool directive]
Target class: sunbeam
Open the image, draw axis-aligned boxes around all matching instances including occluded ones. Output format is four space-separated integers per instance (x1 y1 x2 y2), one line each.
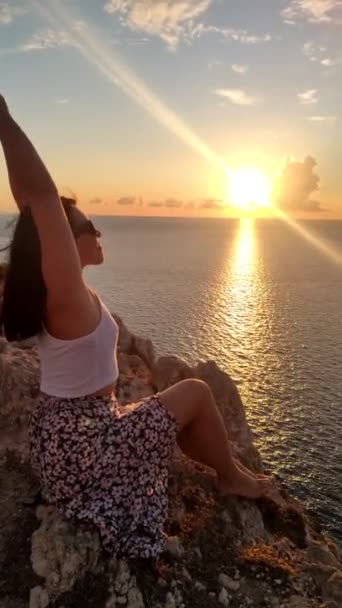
29 0 342 270
30 0 227 175
274 207 342 268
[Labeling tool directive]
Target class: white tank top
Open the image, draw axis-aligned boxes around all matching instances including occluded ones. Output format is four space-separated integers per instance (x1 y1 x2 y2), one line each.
37 296 119 398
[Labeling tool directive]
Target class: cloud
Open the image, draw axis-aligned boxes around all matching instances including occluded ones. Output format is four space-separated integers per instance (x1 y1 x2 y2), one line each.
198 198 224 209
320 57 336 65
303 41 323 60
298 89 318 104
18 22 85 53
231 64 249 74
20 28 75 52
56 98 70 104
148 201 164 207
306 115 337 121
192 24 273 44
164 197 183 208
282 1 342 24
273 156 325 211
104 2 273 49
214 88 258 106
303 41 337 65
89 197 103 205
104 0 212 49
117 196 137 205
114 197 222 209
301 199 325 211
147 198 183 208
0 2 26 25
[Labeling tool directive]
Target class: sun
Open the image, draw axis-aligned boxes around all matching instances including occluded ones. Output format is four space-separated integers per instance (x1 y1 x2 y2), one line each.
227 168 272 212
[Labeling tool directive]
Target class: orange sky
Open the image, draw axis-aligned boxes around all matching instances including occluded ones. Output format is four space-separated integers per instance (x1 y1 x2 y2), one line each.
0 0 341 218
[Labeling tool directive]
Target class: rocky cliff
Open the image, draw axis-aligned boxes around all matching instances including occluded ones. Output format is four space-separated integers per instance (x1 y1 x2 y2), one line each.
0 315 341 608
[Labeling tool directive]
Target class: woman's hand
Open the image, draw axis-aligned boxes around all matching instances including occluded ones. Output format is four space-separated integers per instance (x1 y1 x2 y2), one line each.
0 95 10 123
0 95 12 139
0 94 57 208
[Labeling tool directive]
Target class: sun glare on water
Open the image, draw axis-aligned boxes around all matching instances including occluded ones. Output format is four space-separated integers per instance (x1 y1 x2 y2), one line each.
227 168 272 212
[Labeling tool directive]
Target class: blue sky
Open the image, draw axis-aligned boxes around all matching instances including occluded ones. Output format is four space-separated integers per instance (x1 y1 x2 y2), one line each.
0 0 341 216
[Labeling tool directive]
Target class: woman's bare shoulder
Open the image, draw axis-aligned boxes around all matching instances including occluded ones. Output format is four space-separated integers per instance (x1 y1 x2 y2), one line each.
44 285 101 340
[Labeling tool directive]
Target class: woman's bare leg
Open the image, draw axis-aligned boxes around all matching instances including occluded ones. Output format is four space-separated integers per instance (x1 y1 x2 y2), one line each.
179 425 270 479
158 379 275 499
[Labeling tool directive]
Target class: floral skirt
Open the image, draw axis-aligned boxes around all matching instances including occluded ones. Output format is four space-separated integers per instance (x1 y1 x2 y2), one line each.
29 392 178 559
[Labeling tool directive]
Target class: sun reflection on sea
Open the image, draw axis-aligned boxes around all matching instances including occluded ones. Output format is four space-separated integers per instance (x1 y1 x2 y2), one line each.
194 219 259 374
223 220 285 465
226 218 257 342
233 218 255 275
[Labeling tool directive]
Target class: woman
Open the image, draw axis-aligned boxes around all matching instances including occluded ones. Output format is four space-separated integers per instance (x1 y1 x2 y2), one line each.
0 95 275 559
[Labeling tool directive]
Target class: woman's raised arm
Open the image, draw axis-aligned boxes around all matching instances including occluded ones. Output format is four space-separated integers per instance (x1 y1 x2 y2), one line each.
0 95 58 206
0 95 86 307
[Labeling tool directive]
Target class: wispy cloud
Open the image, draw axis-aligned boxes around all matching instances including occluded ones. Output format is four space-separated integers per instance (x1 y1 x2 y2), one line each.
146 198 183 208
0 1 26 25
303 41 337 66
214 88 258 106
89 197 103 205
117 196 137 205
164 197 183 208
231 64 249 74
198 198 224 209
306 115 336 121
298 89 318 104
148 201 164 208
320 57 336 66
303 41 322 60
20 28 76 52
104 0 212 49
192 24 273 44
55 98 70 104
282 1 342 24
10 21 86 54
104 1 273 49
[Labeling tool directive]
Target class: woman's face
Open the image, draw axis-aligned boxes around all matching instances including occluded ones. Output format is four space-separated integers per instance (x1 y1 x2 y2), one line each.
70 208 104 268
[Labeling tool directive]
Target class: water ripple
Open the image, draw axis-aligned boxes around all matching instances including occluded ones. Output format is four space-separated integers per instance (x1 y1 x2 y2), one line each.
2 215 341 543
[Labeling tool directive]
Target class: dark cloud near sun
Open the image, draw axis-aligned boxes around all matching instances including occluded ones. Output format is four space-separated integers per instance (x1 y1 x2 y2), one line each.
273 156 325 212
89 197 102 205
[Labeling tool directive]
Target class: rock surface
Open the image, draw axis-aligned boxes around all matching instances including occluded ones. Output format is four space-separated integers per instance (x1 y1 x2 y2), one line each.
0 316 341 608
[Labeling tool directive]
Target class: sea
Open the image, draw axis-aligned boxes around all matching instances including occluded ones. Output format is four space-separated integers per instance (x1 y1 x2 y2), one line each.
1 215 341 544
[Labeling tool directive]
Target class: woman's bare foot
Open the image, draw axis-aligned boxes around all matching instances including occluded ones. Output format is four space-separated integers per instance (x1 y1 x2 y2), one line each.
233 457 273 481
218 466 276 500
227 442 273 481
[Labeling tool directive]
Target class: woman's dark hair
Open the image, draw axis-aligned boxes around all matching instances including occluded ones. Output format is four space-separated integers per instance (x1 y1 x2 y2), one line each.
1 197 76 342
0 262 8 282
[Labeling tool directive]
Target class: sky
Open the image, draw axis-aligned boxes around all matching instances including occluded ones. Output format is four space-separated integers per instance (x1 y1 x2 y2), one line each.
0 0 341 218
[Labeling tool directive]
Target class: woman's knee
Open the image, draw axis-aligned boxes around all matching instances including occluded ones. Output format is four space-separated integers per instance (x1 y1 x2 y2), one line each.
182 378 212 402
158 378 211 430
165 378 210 406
